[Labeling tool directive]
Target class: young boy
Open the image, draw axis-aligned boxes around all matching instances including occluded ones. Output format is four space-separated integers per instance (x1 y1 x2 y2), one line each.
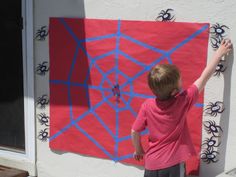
131 39 232 177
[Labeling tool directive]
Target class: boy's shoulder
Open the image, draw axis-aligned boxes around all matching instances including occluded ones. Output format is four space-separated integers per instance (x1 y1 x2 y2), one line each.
143 98 156 105
178 84 198 98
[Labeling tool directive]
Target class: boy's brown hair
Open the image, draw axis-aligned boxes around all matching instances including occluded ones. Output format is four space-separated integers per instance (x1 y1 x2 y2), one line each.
148 64 180 100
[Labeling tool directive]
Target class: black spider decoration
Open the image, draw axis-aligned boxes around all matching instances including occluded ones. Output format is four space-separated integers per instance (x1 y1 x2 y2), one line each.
37 94 49 109
210 23 229 39
204 101 225 117
112 84 121 103
210 36 222 50
36 61 49 76
204 120 223 137
202 136 220 151
210 23 229 49
214 61 227 77
37 113 49 126
38 128 49 142
35 26 49 41
201 149 219 164
155 9 175 22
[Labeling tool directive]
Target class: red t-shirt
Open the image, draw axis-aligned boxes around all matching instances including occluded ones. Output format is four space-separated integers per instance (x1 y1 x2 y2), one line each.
132 84 199 170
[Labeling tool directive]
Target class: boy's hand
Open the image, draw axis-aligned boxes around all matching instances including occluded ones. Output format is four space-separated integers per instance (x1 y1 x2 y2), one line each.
216 39 233 58
133 149 144 161
131 129 145 161
194 38 232 93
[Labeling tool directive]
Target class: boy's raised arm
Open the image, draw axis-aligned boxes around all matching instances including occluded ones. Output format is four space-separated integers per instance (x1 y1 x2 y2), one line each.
194 39 232 92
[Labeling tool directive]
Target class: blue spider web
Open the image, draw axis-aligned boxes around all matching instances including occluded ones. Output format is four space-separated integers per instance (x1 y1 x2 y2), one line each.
50 18 208 161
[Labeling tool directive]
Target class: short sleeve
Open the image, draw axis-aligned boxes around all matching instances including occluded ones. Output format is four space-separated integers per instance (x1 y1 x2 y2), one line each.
186 84 199 108
132 103 147 132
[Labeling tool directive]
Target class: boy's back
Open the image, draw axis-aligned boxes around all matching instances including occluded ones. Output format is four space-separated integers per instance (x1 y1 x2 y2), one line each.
132 84 198 170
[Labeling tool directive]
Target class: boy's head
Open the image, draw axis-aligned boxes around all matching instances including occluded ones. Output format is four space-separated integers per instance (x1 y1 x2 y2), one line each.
148 64 181 100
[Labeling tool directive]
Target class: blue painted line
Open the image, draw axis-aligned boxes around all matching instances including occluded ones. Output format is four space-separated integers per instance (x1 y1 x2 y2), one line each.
100 79 106 101
114 20 122 158
121 91 155 99
74 123 114 159
114 109 119 158
115 20 121 84
119 90 137 117
134 54 167 79
94 63 113 87
49 122 73 141
128 85 134 104
118 107 129 112
119 96 130 110
67 46 80 80
166 54 173 64
60 18 117 51
127 96 133 105
101 88 112 92
100 74 106 88
100 67 116 88
89 100 105 112
58 20 92 61
90 86 111 91
107 92 114 99
119 50 147 67
132 93 154 99
117 129 149 143
49 94 118 144
67 85 74 121
50 80 71 85
118 135 131 142
149 54 169 68
83 60 94 85
100 76 114 98
59 18 93 104
92 111 116 139
121 33 166 54
105 99 117 110
48 107 95 143
59 18 81 44
70 82 85 87
107 67 116 75
116 154 133 161
74 95 110 123
50 80 112 92
102 92 113 100
79 43 93 60
85 84 91 107
194 103 204 107
80 33 116 43
129 107 138 117
168 24 209 54
92 50 116 61
118 70 130 80
99 67 115 90
71 110 91 124
120 54 167 89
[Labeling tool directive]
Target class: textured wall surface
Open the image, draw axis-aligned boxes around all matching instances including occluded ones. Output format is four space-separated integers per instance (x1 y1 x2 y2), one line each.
34 0 236 177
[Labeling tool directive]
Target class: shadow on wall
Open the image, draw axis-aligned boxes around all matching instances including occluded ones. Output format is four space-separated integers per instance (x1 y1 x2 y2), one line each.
218 50 234 174
49 0 91 108
201 49 234 177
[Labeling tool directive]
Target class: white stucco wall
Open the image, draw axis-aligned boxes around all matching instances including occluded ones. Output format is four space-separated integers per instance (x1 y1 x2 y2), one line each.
34 0 236 177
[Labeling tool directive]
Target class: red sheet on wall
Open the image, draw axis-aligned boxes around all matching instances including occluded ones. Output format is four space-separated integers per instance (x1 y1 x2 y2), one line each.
49 18 209 175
